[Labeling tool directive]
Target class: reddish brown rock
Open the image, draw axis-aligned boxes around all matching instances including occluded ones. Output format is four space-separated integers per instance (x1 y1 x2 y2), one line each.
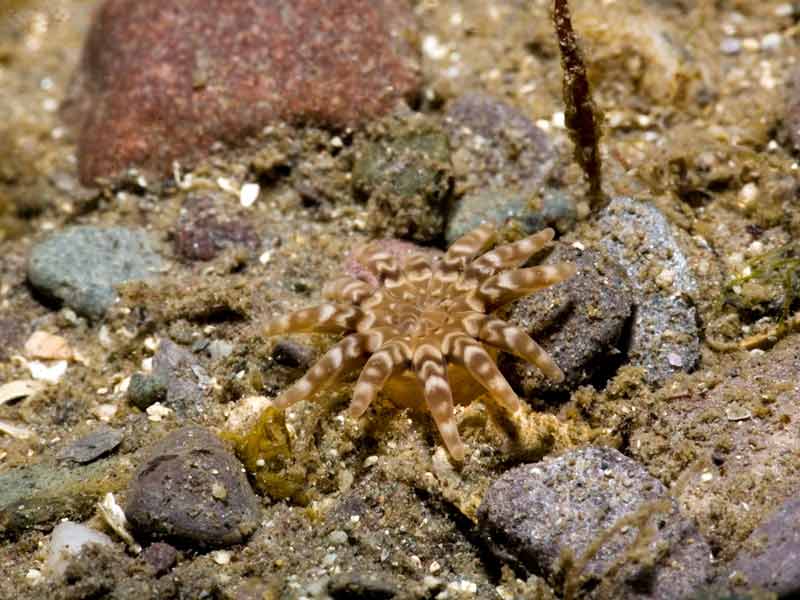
63 0 421 184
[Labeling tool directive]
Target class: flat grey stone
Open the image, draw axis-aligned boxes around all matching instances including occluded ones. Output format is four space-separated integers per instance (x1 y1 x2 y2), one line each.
596 197 700 385
152 339 206 416
27 226 162 319
478 446 711 599
57 425 124 464
125 427 261 548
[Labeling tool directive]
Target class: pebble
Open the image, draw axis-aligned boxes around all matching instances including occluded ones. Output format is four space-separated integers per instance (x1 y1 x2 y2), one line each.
27 226 163 319
726 496 800 597
0 317 25 361
57 425 124 464
63 0 421 183
478 447 711 598
445 187 577 246
124 427 261 548
141 541 178 576
173 194 259 261
45 521 115 578
502 244 633 394
444 93 555 195
126 372 167 410
151 339 206 416
352 114 452 243
595 197 700 385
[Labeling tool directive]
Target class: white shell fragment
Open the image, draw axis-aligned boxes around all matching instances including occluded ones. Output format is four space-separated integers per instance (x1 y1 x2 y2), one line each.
98 492 140 552
27 360 68 384
0 380 46 405
239 182 260 207
45 521 115 578
0 419 33 439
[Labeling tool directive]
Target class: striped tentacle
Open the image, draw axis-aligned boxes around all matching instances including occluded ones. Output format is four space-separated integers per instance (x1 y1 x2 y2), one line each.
274 329 390 409
441 330 520 413
465 228 555 285
322 276 375 305
349 337 413 418
413 341 465 462
471 263 575 311
430 223 496 298
264 303 366 336
456 313 564 382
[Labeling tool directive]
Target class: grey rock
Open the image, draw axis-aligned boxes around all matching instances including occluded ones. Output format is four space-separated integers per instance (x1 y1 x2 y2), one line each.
141 542 178 576
27 226 162 319
444 92 555 194
152 339 205 416
127 372 167 410
726 496 800 598
445 186 576 246
0 457 130 539
206 339 234 361
478 446 711 599
57 425 124 464
125 427 261 548
353 115 452 243
596 197 700 384
501 243 634 395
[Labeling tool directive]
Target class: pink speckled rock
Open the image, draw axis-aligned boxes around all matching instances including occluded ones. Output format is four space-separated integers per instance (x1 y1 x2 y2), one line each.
63 0 421 184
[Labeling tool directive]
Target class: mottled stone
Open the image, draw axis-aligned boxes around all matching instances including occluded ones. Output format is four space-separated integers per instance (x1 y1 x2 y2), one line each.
478 447 711 598
0 316 25 361
353 114 452 243
0 458 131 539
445 186 577 246
444 93 555 195
125 427 261 548
141 542 178 576
596 197 700 384
152 339 206 416
27 226 162 319
57 425 124 464
174 195 259 261
726 496 800 597
126 372 167 410
63 0 421 183
502 244 634 395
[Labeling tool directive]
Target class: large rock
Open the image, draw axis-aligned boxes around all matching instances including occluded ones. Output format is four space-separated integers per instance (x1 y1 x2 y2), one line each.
596 197 700 385
478 446 711 599
125 427 261 548
63 0 421 183
501 244 634 396
27 226 162 319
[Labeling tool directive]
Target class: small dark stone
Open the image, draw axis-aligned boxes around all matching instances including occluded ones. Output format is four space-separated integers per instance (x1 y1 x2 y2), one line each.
125 427 261 548
725 496 800 597
478 447 711 599
57 425 124 464
152 339 206 416
501 243 634 395
353 114 452 243
127 372 167 410
328 574 397 600
26 226 163 319
596 197 700 384
173 195 259 261
141 542 178 576
271 339 315 370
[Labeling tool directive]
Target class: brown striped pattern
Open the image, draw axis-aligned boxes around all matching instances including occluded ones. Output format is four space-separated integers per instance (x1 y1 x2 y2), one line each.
262 225 575 461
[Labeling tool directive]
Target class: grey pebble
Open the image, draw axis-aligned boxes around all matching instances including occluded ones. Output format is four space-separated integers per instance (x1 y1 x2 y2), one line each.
726 496 800 597
596 197 700 385
57 425 124 464
501 243 633 395
125 427 261 548
127 372 167 410
27 226 162 319
152 339 206 416
478 446 711 599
